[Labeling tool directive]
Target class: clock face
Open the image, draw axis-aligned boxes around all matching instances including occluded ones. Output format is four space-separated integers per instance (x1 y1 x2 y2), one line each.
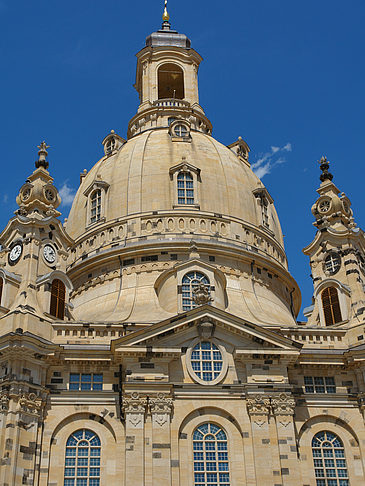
9 243 22 264
43 244 56 264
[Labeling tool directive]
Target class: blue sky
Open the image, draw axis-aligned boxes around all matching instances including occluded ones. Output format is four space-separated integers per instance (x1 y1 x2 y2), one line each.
0 0 364 319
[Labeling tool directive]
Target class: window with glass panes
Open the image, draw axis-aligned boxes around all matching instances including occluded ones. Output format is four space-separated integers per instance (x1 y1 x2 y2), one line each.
69 374 103 391
177 172 194 205
304 377 336 394
90 190 102 224
193 423 230 486
182 271 210 311
64 429 101 486
191 342 223 382
312 431 349 486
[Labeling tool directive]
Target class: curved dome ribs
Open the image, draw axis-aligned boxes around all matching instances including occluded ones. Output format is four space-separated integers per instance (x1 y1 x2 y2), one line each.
64 22 301 326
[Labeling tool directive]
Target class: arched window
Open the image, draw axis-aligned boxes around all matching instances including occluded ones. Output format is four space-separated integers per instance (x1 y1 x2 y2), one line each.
158 63 184 99
90 190 102 224
193 423 230 486
322 287 342 326
312 431 349 486
64 429 101 486
0 277 3 306
50 279 66 320
182 271 210 311
178 172 194 205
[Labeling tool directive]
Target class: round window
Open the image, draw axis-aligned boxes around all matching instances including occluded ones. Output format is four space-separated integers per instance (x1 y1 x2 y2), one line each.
187 340 227 385
324 253 341 275
318 198 331 214
174 124 189 137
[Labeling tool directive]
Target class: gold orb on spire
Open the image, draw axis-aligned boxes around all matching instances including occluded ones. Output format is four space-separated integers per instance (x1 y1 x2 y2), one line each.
163 0 170 21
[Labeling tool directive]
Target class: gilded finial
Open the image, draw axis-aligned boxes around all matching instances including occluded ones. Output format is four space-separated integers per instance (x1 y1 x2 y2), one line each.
163 0 170 22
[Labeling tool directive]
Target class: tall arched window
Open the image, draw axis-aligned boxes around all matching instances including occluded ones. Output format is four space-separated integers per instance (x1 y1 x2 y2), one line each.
64 429 101 486
90 189 102 224
50 279 66 320
177 172 194 205
182 271 210 311
312 431 349 485
193 423 230 486
322 287 342 326
158 63 184 99
0 277 3 306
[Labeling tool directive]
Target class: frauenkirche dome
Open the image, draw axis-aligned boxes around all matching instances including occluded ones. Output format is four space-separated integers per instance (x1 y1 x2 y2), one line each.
64 16 300 325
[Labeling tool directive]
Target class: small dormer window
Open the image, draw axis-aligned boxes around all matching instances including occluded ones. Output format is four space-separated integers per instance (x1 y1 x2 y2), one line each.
177 172 194 204
174 124 188 137
169 120 191 141
90 189 102 224
105 138 116 155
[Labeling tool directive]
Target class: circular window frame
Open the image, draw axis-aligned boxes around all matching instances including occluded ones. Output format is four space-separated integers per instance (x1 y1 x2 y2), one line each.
323 252 341 276
186 338 228 386
317 197 331 214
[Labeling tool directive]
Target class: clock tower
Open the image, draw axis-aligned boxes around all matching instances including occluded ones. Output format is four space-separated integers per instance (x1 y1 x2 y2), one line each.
0 142 73 340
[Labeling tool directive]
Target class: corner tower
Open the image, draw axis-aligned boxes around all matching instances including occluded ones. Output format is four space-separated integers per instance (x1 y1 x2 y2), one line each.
303 157 365 333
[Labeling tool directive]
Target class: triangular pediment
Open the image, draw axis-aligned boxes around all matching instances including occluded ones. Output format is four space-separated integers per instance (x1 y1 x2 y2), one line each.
111 305 301 356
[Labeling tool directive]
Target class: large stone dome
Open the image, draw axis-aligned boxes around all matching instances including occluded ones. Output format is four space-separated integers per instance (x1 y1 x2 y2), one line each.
64 20 301 326
66 129 283 246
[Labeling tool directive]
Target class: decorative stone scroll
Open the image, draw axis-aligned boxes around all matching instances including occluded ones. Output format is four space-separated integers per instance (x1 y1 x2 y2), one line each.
122 392 148 428
271 393 295 417
247 393 295 426
247 394 271 426
149 393 173 427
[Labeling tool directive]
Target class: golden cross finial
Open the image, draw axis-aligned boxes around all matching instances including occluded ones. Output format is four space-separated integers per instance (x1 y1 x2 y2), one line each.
163 0 170 21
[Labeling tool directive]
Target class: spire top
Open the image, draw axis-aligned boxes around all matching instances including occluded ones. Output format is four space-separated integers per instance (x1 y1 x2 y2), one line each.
318 155 333 182
162 0 170 22
36 141 50 170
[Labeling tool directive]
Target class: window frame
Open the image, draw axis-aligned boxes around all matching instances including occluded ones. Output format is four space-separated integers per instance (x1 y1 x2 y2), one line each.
50 278 66 320
64 429 101 486
186 338 228 386
169 161 201 209
192 423 231 486
304 376 336 394
311 431 349 486
321 287 343 326
69 373 103 392
181 271 211 311
83 180 110 228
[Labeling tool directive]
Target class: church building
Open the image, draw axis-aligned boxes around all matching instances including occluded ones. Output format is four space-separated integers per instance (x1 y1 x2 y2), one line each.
1 5 365 486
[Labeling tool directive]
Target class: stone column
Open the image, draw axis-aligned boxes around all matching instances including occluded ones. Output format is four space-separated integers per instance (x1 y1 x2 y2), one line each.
0 386 47 486
149 393 173 486
271 393 301 485
122 392 148 486
246 394 273 485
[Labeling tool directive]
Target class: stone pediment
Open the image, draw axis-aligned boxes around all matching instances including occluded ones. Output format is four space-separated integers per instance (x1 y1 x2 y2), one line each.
111 305 301 356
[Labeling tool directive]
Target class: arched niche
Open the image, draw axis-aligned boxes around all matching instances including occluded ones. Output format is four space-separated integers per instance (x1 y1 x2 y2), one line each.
158 63 184 100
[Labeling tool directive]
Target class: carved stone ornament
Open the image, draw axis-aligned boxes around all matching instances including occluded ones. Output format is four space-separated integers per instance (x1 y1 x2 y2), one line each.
192 283 213 306
122 392 148 414
0 392 10 412
149 393 173 414
17 392 46 417
271 393 295 417
149 393 173 427
246 395 271 417
197 320 215 339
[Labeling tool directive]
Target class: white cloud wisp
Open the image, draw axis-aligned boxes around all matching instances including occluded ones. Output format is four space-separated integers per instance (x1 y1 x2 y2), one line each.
251 142 292 179
59 182 76 207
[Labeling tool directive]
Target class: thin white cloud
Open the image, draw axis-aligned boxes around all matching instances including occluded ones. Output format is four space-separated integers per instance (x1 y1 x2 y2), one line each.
2 194 8 204
251 142 292 178
59 182 76 207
